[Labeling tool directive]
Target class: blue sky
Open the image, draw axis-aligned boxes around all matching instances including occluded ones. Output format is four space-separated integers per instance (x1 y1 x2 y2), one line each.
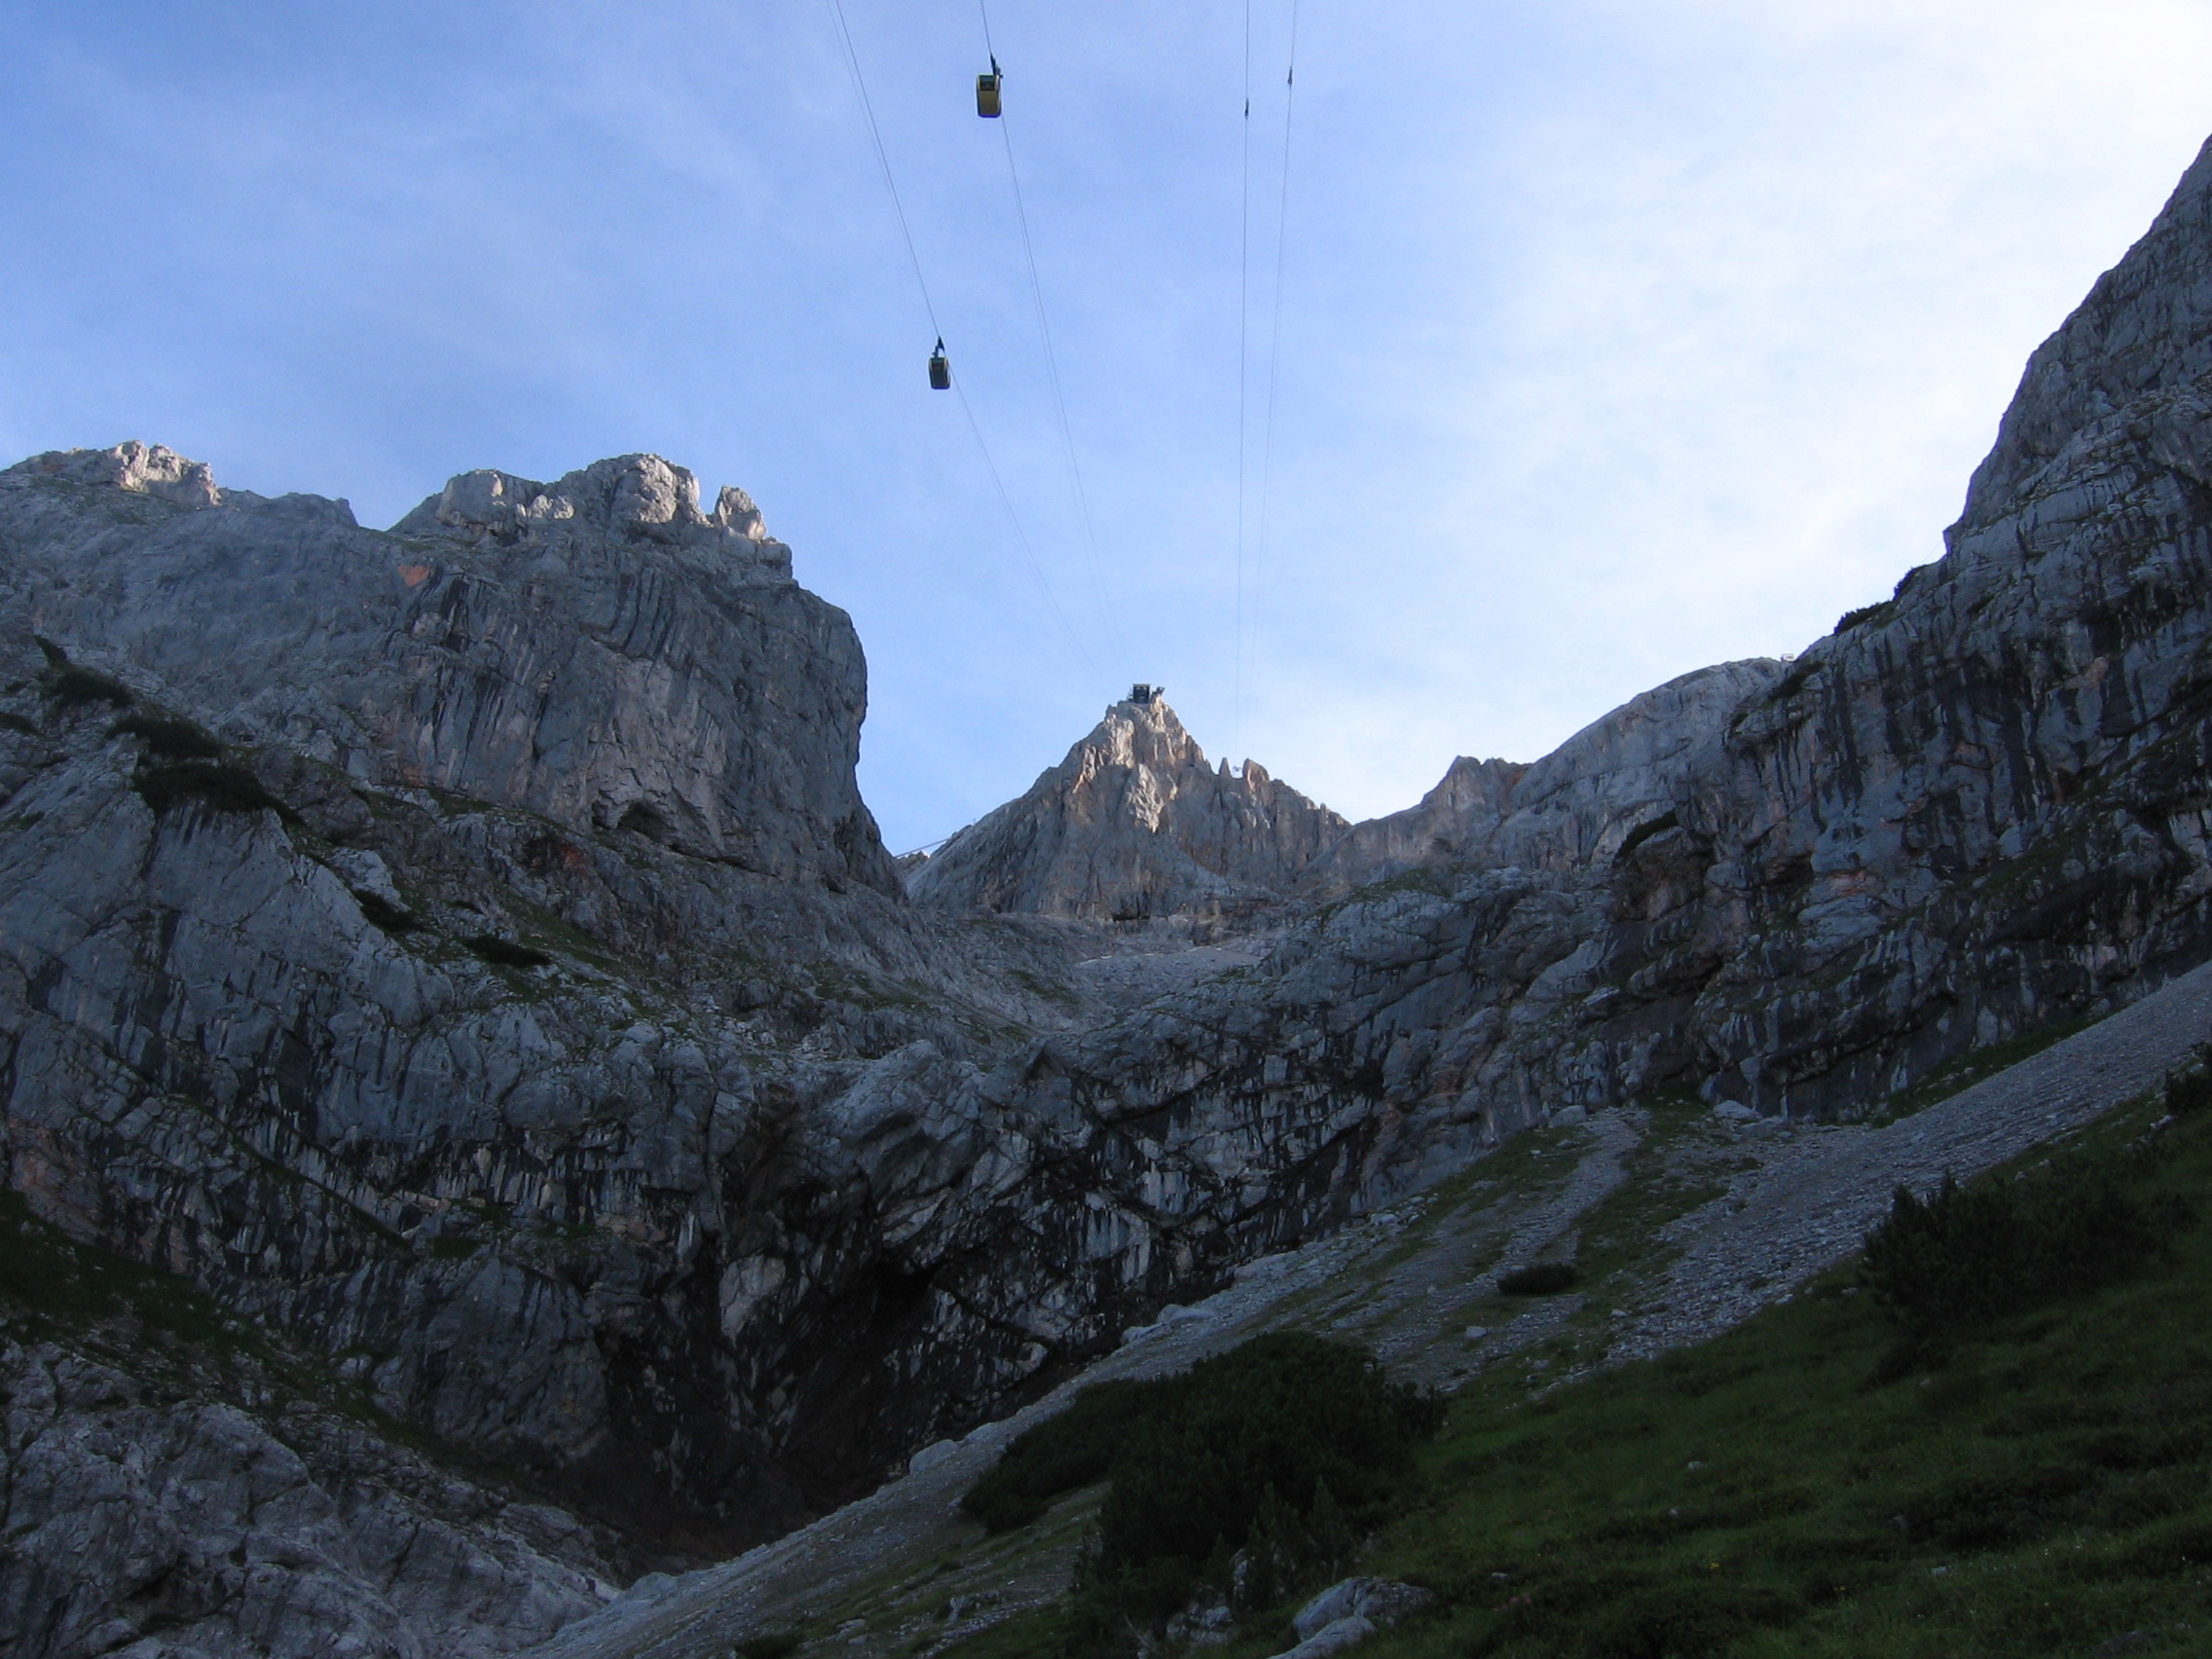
5 2 2211 853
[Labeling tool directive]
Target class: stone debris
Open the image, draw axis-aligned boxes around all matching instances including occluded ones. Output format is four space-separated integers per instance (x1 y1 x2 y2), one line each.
0 1340 617 1659
1272 1578 1436 1657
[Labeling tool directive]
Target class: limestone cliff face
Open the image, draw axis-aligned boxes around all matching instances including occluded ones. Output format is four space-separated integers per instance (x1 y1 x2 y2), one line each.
907 692 1348 921
1306 660 1785 894
8 446 896 892
909 661 1783 920
990 132 2212 1176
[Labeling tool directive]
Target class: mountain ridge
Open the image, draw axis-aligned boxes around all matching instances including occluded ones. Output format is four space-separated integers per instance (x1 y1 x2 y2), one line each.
10 126 2212 1659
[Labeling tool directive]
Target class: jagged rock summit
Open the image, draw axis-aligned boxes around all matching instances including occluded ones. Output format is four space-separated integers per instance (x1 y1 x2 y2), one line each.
1303 659 1787 895
907 684 1348 921
5 444 894 890
0 443 1090 1653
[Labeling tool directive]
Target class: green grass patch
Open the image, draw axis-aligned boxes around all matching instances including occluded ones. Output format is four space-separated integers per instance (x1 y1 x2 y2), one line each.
0 1190 240 1351
1337 1094 2212 1659
972 1088 2212 1657
496 890 622 970
935 1602 1073 1658
1012 967 1086 1011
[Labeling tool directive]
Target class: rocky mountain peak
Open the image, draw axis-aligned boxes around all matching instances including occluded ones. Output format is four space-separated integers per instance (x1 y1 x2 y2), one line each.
1958 133 2212 535
5 439 224 509
391 453 774 554
3 443 892 890
906 685 1348 921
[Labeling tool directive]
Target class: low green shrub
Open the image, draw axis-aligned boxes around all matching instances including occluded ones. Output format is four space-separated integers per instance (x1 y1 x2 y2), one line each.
1835 600 1895 635
133 760 292 820
961 1377 1165 1532
1860 1152 2176 1344
111 711 223 759
1498 1262 1581 1296
45 663 134 708
1071 1334 1440 1649
465 935 553 970
2164 1065 2212 1115
731 1633 802 1659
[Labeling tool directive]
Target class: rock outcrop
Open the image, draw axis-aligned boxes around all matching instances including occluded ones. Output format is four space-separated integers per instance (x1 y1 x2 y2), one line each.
908 662 1784 922
906 688 1347 923
7 448 894 890
1304 660 1785 894
0 1336 619 1659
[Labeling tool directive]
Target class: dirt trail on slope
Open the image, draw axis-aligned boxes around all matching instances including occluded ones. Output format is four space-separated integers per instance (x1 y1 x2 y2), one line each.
523 960 2212 1659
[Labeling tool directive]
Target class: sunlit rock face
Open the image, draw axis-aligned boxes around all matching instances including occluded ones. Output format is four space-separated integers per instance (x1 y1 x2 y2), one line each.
906 689 1348 923
7 447 894 890
1302 659 1786 895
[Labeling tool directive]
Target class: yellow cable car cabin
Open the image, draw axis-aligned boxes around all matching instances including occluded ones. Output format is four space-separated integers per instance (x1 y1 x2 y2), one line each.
929 340 951 389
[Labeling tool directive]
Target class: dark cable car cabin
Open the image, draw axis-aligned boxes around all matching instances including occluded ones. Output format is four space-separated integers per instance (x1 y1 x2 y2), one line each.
928 339 951 390
977 58 1002 117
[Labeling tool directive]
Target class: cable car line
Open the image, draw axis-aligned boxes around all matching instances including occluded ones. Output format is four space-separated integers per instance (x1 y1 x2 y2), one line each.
975 0 1003 116
826 0 940 340
974 1 1123 655
1234 0 1256 754
1254 0 1304 619
823 0 1095 674
954 375 1097 676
